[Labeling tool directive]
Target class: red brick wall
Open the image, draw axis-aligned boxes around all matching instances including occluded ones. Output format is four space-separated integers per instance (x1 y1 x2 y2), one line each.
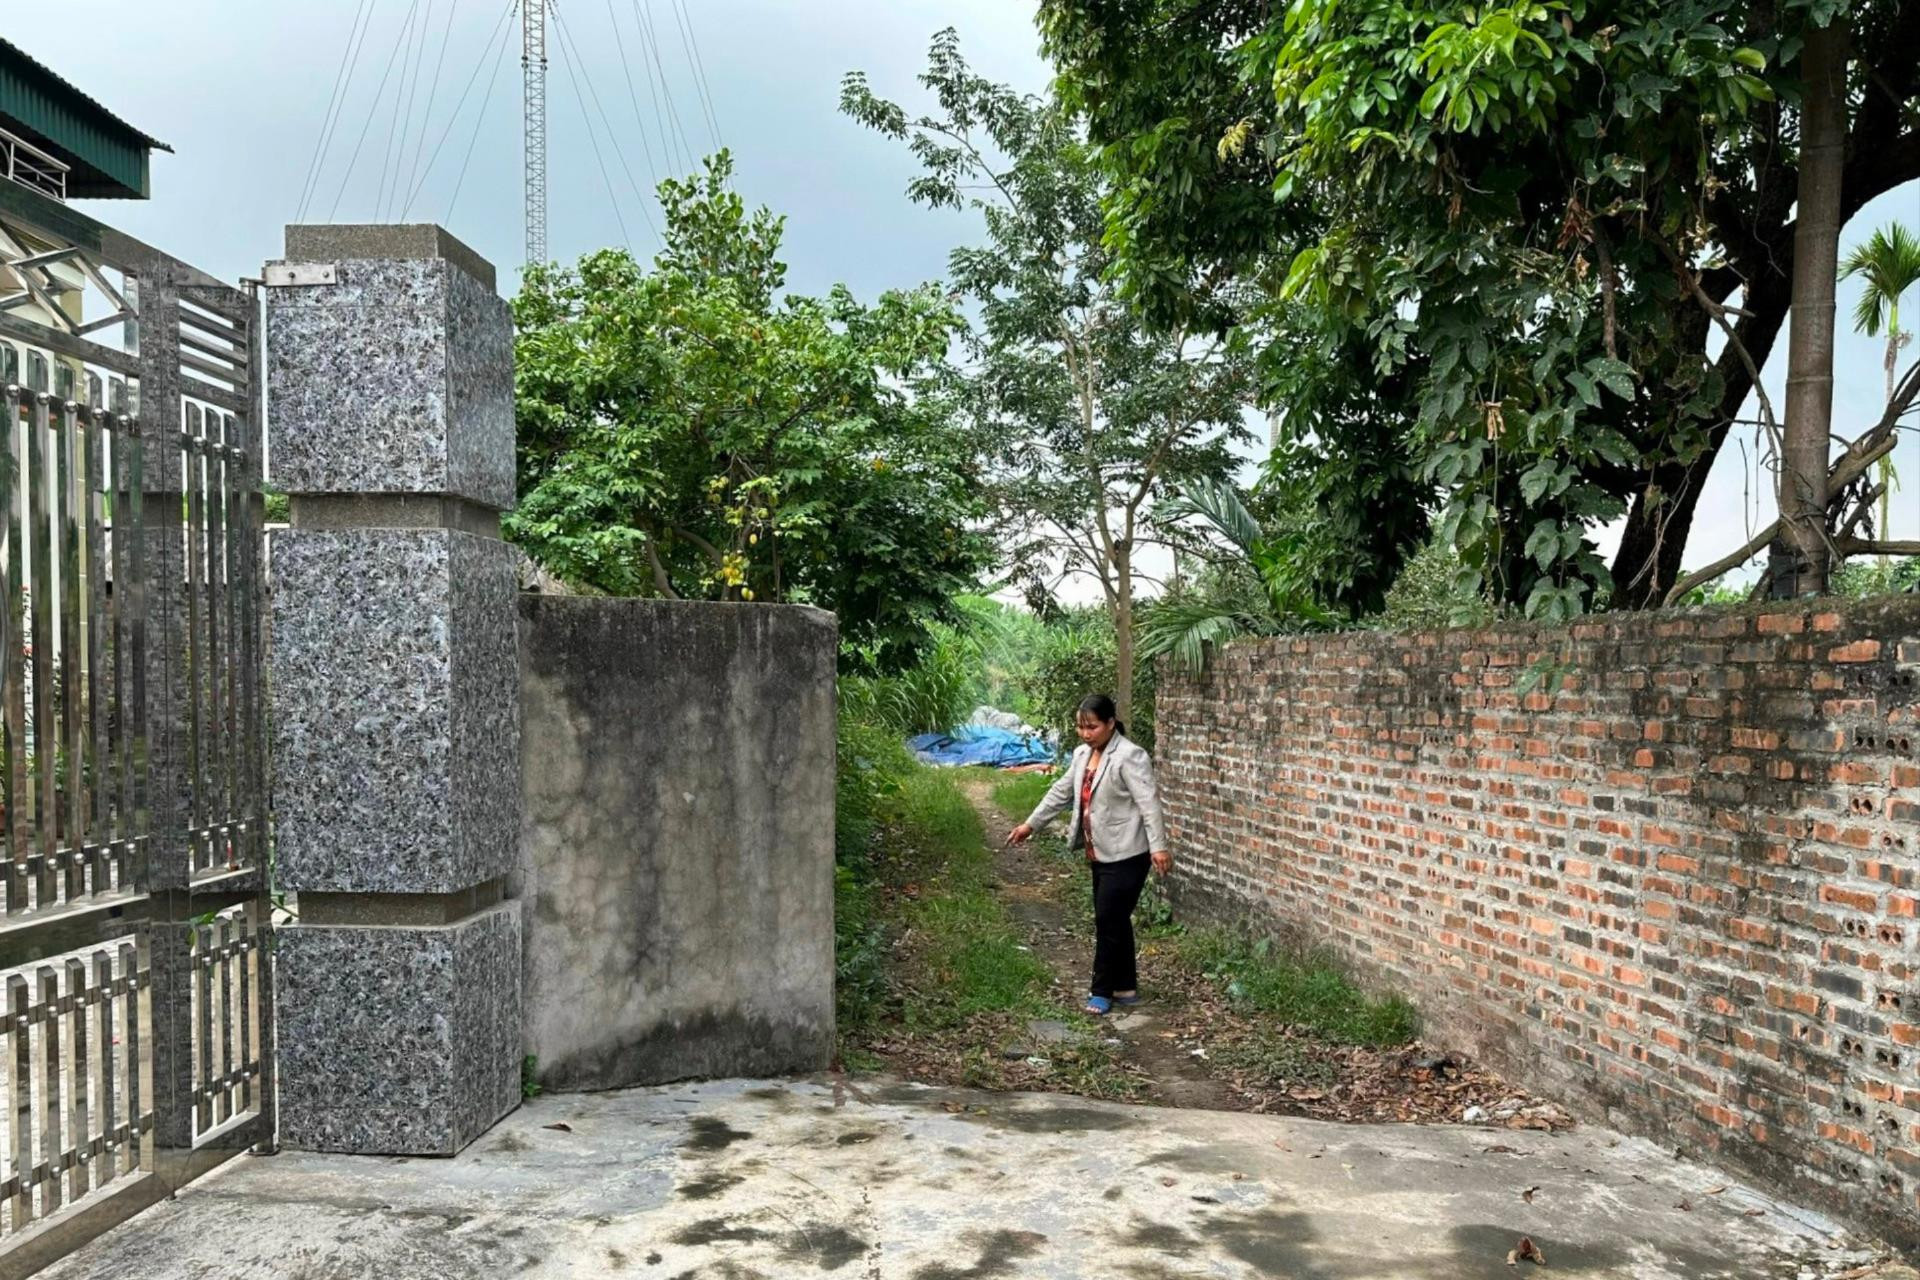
1158 599 1920 1247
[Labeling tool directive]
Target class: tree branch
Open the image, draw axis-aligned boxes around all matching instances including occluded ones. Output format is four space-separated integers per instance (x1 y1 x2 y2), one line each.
1837 537 1920 558
1665 361 1920 603
645 539 681 599
671 523 728 567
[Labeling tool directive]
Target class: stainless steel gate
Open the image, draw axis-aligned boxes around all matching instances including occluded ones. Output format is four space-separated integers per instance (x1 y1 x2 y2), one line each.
0 181 272 1278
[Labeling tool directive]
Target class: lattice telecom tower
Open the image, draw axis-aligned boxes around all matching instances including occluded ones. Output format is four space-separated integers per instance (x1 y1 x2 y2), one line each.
522 0 548 265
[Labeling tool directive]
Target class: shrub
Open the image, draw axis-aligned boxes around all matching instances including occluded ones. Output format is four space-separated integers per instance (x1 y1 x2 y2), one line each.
1019 609 1155 751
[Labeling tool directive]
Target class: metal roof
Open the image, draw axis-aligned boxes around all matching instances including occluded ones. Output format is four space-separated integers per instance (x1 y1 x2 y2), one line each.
0 38 171 199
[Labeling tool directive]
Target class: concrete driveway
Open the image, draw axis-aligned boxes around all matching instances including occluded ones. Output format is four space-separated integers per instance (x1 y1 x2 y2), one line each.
35 1077 1896 1279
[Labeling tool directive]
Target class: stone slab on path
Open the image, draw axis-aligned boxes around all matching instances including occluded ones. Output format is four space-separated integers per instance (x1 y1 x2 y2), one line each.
35 1077 1892 1280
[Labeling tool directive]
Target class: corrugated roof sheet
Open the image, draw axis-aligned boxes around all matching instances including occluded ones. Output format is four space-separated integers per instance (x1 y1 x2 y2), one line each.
0 37 171 153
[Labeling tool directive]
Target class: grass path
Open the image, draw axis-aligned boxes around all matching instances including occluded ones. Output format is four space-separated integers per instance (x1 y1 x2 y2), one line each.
840 762 1574 1132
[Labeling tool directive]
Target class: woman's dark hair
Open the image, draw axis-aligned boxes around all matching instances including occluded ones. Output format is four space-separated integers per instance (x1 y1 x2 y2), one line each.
1076 693 1125 738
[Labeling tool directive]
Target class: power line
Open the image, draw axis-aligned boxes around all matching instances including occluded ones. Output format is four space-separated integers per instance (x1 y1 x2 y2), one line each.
603 0 663 195
297 0 379 222
633 0 697 172
390 0 441 218
666 0 721 149
375 0 427 220
446 8 519 225
327 0 426 222
404 0 520 219
551 5 660 244
624 0 686 176
401 0 461 215
552 6 633 247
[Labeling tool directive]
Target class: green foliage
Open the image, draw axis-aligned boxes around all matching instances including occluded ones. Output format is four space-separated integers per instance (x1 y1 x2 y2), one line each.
832 722 1054 1033
1376 539 1503 631
1018 609 1155 750
1833 556 1920 598
889 768 1050 1026
1255 337 1434 616
989 770 1055 822
954 595 1048 717
839 627 980 736
1176 928 1418 1048
1141 477 1341 671
509 152 992 671
838 595 1051 735
1842 222 1920 340
1673 576 1751 607
1043 0 1920 611
844 32 1255 711
521 1055 542 1100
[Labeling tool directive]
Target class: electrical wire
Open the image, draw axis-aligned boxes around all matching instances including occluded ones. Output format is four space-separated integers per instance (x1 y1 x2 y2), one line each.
297 0 380 222
624 0 687 176
389 0 441 218
375 0 426 220
404 0 520 219
444 6 520 225
326 0 426 222
550 8 635 248
666 0 721 149
634 0 697 172
401 0 461 215
604 0 663 193
552 5 662 243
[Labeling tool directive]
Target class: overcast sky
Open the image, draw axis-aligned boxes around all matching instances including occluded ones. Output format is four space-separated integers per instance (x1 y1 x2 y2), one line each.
45 1 1920 603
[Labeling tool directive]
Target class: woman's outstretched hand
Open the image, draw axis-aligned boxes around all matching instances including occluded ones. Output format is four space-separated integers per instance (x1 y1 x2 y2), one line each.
1007 823 1035 846
1151 850 1172 876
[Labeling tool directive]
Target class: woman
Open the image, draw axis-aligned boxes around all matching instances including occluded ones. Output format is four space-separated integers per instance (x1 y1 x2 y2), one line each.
1008 694 1172 1015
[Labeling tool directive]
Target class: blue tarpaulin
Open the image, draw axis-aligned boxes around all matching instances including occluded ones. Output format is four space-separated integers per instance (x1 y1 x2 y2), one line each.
908 725 1054 769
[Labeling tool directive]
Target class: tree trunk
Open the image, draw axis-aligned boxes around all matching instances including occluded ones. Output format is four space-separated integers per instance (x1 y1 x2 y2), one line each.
1608 268 1792 607
1883 320 1901 564
1113 543 1135 730
1776 15 1848 597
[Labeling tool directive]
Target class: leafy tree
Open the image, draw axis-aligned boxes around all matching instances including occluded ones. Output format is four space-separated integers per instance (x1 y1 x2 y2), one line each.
1019 608 1157 750
843 30 1258 724
1042 0 1920 615
509 153 992 671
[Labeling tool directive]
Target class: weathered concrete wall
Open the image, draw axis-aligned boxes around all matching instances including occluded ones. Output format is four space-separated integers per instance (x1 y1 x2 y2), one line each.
517 597 836 1092
1159 597 1920 1250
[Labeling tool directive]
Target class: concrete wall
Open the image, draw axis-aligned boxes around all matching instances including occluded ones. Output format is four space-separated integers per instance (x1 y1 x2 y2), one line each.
1158 597 1920 1251
517 597 837 1092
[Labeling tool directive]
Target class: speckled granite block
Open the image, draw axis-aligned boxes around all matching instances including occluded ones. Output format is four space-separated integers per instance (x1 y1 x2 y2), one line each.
271 527 519 893
266 241 514 510
275 902 522 1154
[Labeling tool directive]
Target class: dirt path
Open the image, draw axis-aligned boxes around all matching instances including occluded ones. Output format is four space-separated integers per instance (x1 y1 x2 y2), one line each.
957 775 1582 1133
964 777 1242 1112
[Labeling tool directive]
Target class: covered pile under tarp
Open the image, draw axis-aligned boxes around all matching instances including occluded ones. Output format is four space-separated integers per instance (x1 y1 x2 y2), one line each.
909 722 1054 770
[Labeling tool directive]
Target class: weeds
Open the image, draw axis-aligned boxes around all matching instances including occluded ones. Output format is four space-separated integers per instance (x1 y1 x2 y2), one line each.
891 768 1049 1026
1176 928 1417 1047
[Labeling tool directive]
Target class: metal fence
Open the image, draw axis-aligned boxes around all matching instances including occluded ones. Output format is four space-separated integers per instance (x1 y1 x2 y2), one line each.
0 181 271 1278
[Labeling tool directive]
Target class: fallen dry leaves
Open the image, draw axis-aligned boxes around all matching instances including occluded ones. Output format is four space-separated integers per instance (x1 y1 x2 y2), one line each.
1506 1236 1548 1267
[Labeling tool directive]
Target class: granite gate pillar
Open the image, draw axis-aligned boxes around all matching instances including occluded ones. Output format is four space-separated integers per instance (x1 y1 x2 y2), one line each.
263 225 521 1155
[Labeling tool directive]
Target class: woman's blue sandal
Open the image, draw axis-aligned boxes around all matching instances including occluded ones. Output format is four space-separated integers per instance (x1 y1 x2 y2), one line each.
1113 993 1141 1007
1084 995 1113 1016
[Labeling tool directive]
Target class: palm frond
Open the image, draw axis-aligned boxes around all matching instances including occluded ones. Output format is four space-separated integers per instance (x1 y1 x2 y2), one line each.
1138 600 1274 673
1841 223 1920 338
1157 477 1263 555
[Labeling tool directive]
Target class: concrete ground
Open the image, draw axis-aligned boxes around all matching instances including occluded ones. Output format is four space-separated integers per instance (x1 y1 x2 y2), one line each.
36 1078 1900 1280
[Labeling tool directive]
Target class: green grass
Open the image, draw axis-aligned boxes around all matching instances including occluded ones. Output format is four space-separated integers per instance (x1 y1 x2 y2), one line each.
989 770 1056 822
890 767 1050 1026
1176 928 1417 1047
